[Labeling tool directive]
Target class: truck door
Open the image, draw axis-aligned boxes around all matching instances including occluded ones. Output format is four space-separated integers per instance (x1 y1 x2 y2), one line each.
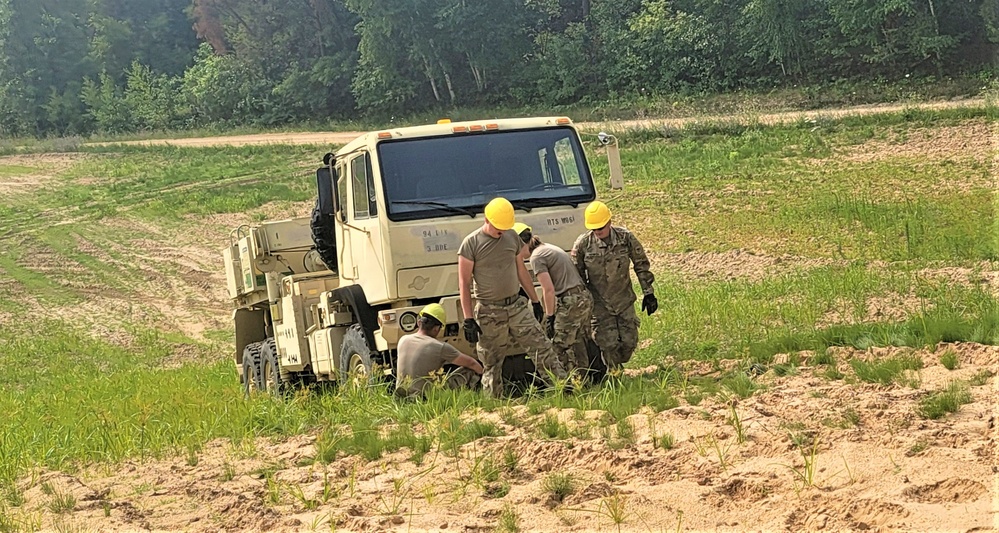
343 152 388 302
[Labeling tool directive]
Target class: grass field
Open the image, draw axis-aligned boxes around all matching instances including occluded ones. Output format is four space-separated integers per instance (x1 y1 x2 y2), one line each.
0 103 996 531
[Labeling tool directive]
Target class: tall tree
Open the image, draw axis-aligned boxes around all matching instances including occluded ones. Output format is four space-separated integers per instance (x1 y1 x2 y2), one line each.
191 0 360 121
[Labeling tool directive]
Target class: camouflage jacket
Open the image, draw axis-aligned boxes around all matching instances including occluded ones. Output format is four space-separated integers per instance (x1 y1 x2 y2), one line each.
571 225 654 315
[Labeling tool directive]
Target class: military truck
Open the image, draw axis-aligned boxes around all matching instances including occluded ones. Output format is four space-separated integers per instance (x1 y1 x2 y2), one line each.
222 117 622 394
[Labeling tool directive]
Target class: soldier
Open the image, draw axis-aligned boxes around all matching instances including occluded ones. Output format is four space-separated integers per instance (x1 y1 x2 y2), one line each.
571 201 657 371
395 303 483 398
458 197 569 398
514 222 593 374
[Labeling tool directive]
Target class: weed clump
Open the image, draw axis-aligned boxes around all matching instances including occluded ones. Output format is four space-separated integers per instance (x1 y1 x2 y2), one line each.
653 432 676 450
938 349 959 370
969 369 993 386
849 354 923 386
496 503 520 532
541 472 575 503
538 414 570 440
722 372 760 399
917 381 972 419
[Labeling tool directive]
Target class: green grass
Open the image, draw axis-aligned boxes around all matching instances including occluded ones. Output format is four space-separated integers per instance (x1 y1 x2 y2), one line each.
0 164 37 177
538 414 570 440
938 349 959 370
0 106 997 498
540 471 575 503
0 145 319 240
917 381 973 419
496 503 520 533
603 107 996 262
849 354 924 386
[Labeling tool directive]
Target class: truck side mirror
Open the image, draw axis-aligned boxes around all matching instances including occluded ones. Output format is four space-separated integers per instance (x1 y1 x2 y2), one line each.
598 132 624 190
316 166 336 216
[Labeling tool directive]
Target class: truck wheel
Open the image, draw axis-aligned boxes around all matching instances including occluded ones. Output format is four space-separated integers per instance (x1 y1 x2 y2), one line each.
339 325 373 384
260 338 286 395
242 342 263 396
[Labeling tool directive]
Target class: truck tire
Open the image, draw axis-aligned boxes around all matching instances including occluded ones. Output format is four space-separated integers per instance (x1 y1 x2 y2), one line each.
259 338 287 395
339 325 373 384
242 342 263 396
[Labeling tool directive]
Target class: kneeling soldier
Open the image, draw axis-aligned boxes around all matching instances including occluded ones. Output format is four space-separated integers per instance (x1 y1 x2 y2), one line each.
395 303 483 398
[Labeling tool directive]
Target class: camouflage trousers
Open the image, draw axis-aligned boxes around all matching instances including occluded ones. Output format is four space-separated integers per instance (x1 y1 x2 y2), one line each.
553 288 594 373
475 295 568 398
395 367 481 399
591 302 641 370
438 367 481 391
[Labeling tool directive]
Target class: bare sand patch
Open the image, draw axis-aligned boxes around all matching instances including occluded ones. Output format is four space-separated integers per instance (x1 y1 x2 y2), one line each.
842 120 996 165
650 249 842 282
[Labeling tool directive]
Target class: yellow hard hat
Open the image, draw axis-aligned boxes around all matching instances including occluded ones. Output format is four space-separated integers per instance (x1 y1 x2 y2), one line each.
584 201 612 229
419 303 447 325
512 222 532 235
484 197 515 231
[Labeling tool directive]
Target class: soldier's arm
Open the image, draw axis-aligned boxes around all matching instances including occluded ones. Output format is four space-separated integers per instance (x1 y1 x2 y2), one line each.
458 255 475 319
627 232 655 295
570 236 587 283
453 353 483 374
536 272 557 317
517 244 540 303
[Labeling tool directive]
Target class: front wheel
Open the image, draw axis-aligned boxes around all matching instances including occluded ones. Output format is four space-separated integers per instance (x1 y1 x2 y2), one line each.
339 325 373 385
259 338 287 395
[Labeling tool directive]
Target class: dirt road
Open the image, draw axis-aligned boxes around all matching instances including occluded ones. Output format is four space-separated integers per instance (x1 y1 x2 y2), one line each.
86 98 989 148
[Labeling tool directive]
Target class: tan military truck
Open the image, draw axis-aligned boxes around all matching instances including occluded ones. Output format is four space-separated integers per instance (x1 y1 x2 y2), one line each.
222 117 621 394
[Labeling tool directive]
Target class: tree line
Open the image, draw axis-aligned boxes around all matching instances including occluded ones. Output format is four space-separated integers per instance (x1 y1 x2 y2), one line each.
1 0 996 137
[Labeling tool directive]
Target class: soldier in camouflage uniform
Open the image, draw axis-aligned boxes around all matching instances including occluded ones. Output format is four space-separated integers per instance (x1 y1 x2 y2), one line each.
515 223 593 374
459 198 569 398
571 201 657 370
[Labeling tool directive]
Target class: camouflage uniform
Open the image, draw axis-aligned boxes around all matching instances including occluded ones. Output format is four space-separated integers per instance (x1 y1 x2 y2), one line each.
459 228 568 399
551 287 594 372
475 296 567 397
571 226 654 369
528 242 594 373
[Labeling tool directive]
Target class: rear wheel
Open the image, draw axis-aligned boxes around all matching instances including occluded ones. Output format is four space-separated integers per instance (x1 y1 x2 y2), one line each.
241 342 263 396
260 338 287 395
339 325 373 385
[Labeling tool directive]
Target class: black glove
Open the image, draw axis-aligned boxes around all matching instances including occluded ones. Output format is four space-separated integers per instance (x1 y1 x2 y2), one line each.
641 293 658 316
545 315 556 339
463 318 481 344
532 301 544 322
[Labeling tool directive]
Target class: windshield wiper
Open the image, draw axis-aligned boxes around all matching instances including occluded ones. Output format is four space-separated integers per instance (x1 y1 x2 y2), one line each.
512 198 579 210
390 201 476 217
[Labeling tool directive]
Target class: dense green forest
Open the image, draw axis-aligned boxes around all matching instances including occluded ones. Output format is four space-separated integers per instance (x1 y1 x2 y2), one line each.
1 0 996 136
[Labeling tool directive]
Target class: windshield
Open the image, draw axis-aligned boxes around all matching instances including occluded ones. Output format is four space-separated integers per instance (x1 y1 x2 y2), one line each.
378 126 596 221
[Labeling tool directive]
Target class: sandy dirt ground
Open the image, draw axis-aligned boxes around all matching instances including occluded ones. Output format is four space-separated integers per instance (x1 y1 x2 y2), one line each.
3 101 998 531
12 342 998 532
